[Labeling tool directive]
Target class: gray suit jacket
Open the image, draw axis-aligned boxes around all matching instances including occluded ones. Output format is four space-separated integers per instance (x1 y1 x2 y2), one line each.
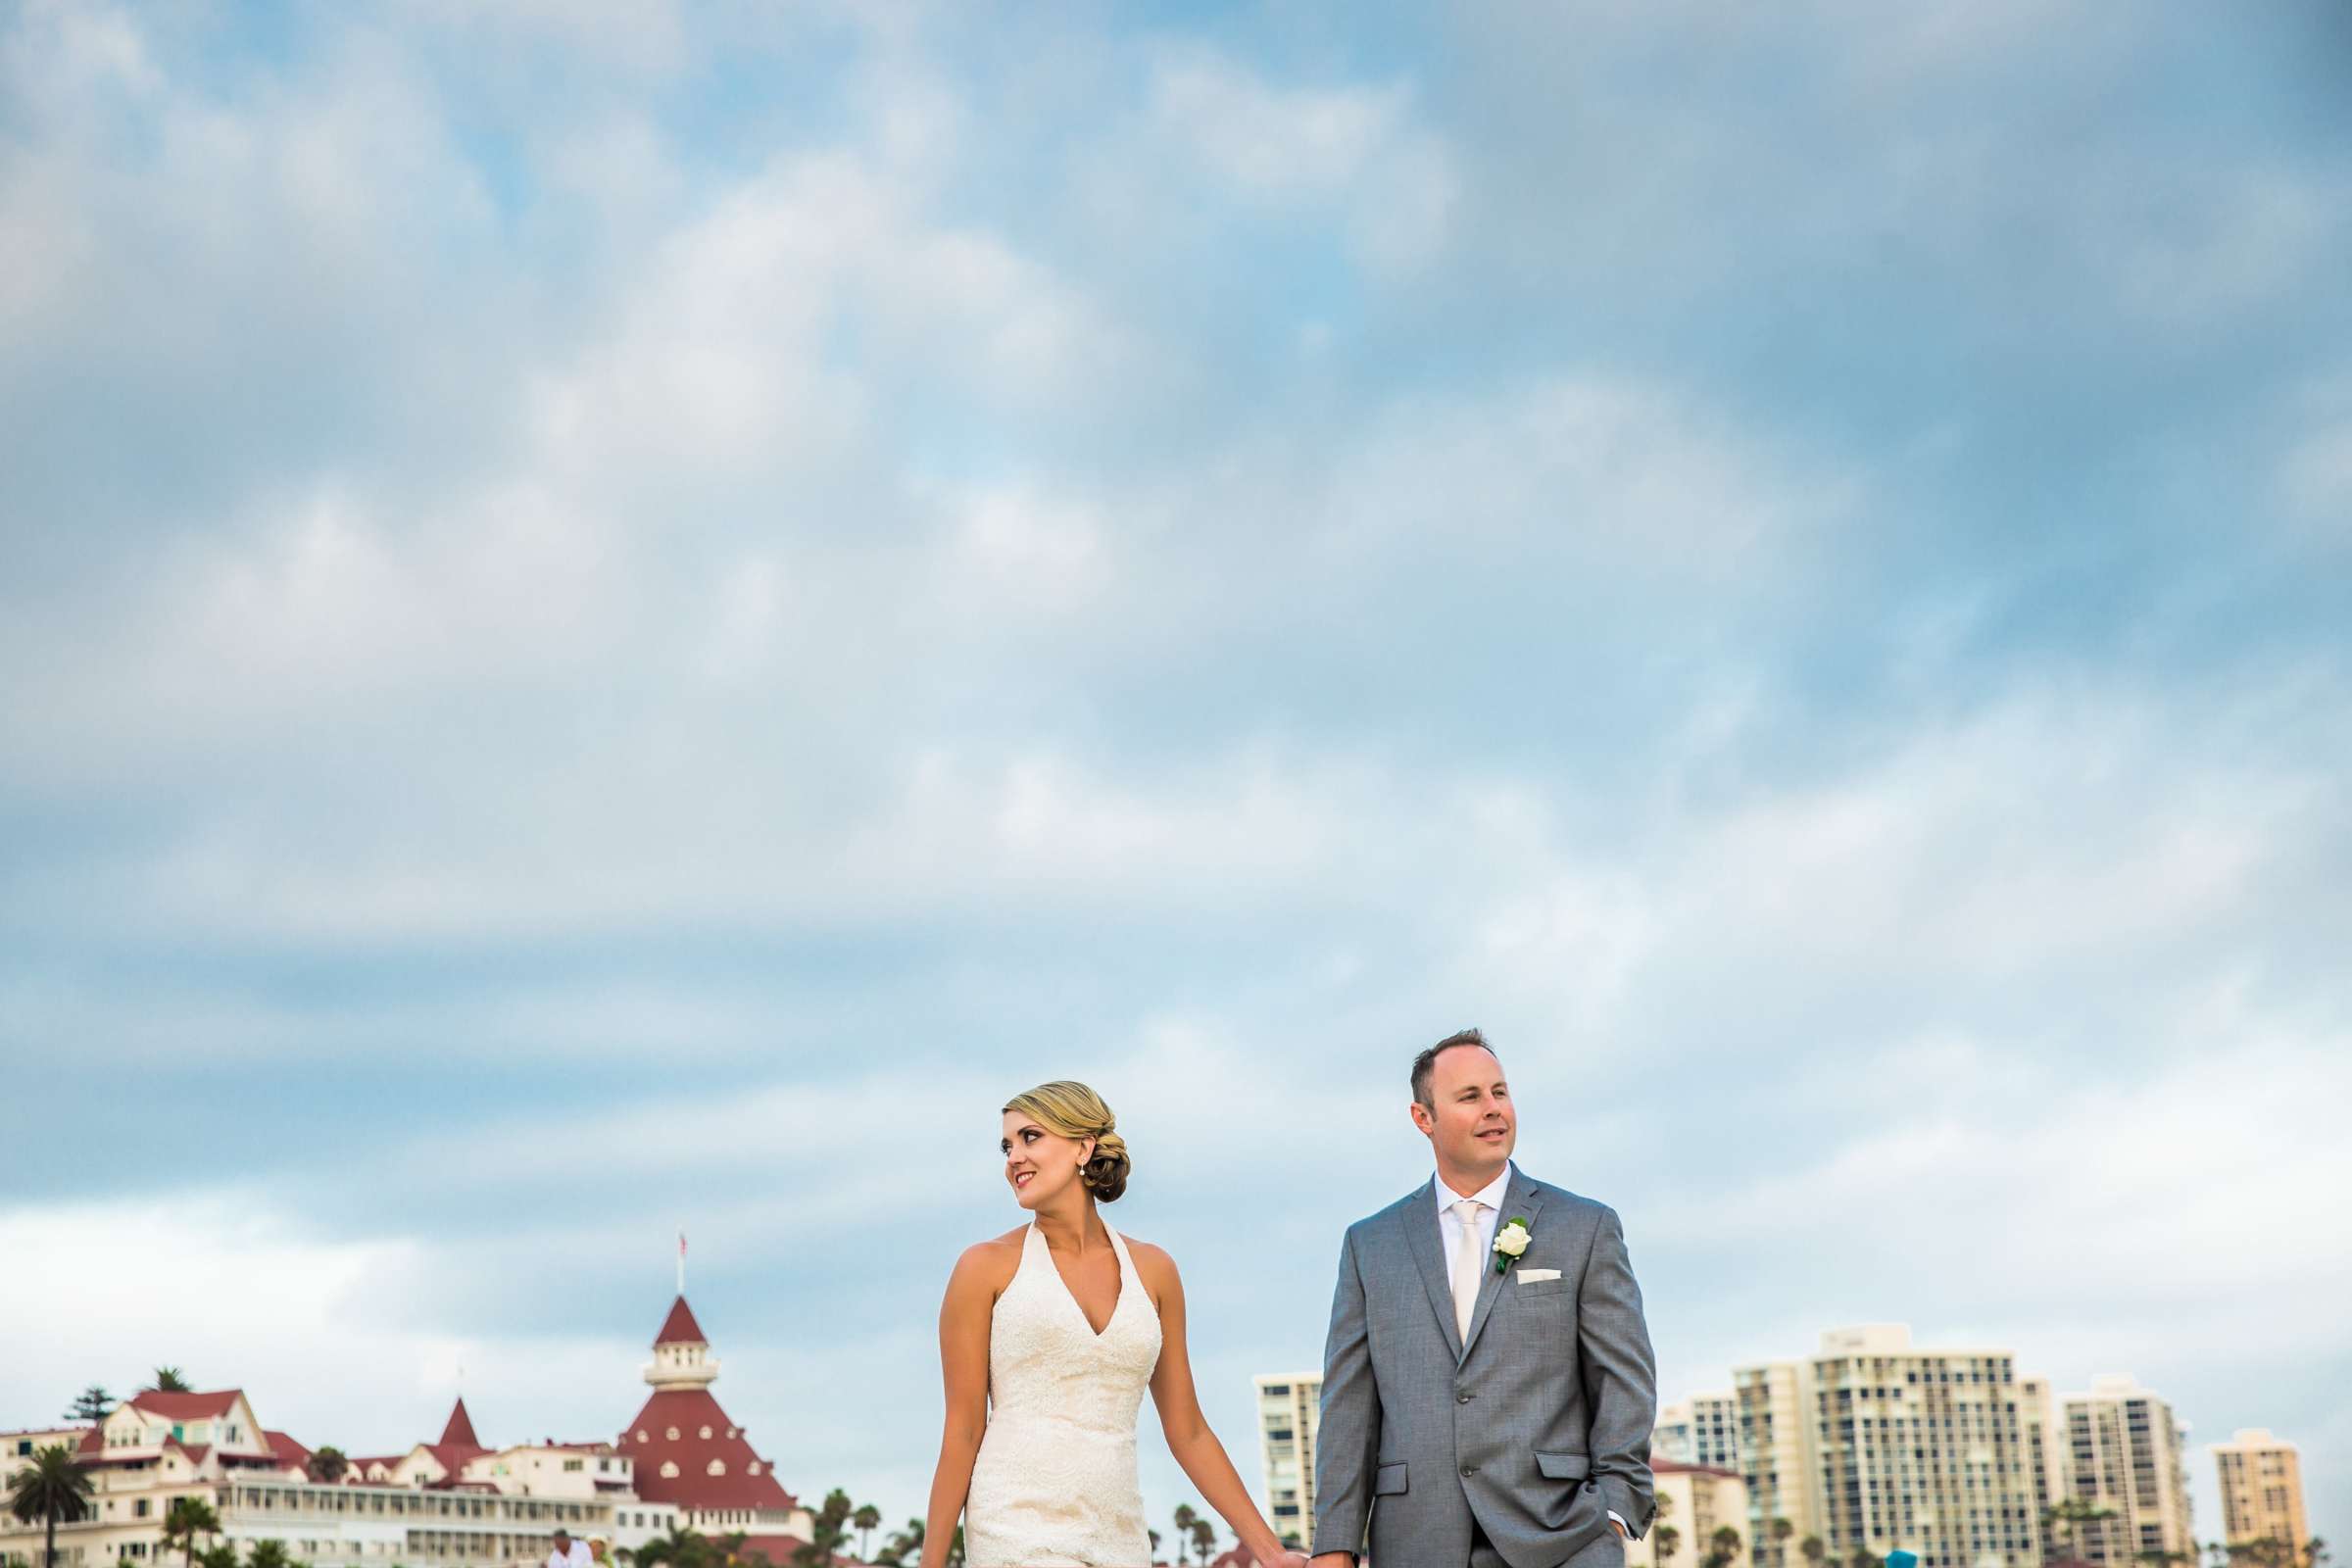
1312 1168 1656 1568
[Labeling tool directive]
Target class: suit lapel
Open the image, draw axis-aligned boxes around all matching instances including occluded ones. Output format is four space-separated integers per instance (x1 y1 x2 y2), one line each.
1460 1168 1547 1362
1401 1182 1464 1360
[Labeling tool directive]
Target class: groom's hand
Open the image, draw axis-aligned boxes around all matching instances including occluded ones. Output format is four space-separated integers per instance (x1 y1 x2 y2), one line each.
1610 1517 1630 1541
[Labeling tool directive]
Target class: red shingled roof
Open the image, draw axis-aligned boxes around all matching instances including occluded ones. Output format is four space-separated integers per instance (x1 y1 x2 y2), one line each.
652 1298 707 1348
128 1391 244 1420
439 1399 482 1450
264 1432 313 1472
616 1390 798 1512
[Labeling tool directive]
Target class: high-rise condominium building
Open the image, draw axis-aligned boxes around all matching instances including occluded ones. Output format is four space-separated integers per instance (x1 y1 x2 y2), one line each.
2211 1430 2308 1549
1735 1325 2046 1568
2059 1376 2195 1566
1657 1395 1742 1472
2017 1376 2064 1524
1255 1372 1321 1546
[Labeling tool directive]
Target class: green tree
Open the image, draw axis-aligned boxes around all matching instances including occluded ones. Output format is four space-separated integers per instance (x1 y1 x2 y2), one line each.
1172 1505 1198 1567
1188 1518 1214 1564
876 1518 923 1568
164 1496 222 1568
1656 1526 1684 1564
1799 1536 1827 1568
1148 1529 1161 1563
64 1388 113 1426
2302 1539 2329 1568
1703 1524 1745 1568
1771 1519 1795 1562
852 1504 881 1561
5 1444 95 1568
197 1545 241 1568
307 1447 348 1485
245 1543 299 1568
1848 1547 1877 1568
791 1489 853 1566
635 1527 710 1568
144 1369 193 1395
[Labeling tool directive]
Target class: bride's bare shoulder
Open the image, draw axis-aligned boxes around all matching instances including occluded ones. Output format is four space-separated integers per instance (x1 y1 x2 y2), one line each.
1121 1235 1183 1296
947 1227 1029 1292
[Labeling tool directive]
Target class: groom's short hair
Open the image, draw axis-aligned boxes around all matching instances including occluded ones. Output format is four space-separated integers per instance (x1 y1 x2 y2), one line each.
1412 1028 1496 1108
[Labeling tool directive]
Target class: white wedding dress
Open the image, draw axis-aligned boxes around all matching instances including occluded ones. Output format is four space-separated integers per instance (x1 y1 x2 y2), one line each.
964 1219 1162 1567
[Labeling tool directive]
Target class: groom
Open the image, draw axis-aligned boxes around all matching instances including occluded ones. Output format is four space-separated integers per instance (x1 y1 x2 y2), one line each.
1310 1029 1656 1568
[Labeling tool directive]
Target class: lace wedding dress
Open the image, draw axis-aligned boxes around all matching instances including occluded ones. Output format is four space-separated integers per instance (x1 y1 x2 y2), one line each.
964 1219 1163 1567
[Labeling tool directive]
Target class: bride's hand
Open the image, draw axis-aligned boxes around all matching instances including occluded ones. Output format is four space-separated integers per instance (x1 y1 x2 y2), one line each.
1260 1551 1311 1568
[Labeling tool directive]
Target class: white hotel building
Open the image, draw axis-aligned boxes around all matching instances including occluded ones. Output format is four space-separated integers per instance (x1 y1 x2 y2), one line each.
1 1296 808 1568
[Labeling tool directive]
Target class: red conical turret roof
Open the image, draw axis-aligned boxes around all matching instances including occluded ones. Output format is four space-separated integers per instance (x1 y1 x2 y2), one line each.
438 1398 482 1452
653 1296 708 1348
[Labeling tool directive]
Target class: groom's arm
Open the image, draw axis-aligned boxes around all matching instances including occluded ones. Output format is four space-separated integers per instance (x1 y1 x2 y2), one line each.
1309 1224 1379 1566
1579 1203 1657 1539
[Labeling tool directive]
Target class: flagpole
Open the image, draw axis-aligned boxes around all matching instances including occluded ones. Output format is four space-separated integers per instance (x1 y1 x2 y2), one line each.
677 1229 686 1296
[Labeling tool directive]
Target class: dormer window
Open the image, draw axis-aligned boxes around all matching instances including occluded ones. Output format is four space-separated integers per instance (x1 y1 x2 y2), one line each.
746 1464 760 1476
706 1460 725 1477
664 1427 679 1442
636 1431 649 1444
698 1427 711 1441
659 1462 678 1480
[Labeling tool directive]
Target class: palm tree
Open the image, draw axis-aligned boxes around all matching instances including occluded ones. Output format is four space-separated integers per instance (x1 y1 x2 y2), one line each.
2303 1540 2330 1568
164 1496 222 1568
877 1518 923 1568
65 1387 113 1425
307 1447 349 1485
1172 1505 1198 1567
5 1443 95 1568
197 1546 240 1568
1800 1536 1827 1568
1149 1529 1161 1564
1656 1526 1684 1564
1771 1519 1795 1564
1707 1525 1745 1568
246 1543 298 1568
853 1503 881 1561
635 1527 709 1568
1189 1518 1214 1564
144 1368 194 1395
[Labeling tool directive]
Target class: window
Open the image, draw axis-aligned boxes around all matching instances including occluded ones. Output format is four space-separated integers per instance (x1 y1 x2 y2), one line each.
698 1428 711 1441
708 1461 725 1477
664 1429 679 1442
660 1464 678 1480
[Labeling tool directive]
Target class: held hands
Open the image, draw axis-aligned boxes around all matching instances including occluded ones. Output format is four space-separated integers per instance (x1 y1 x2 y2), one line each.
1304 1555 1354 1568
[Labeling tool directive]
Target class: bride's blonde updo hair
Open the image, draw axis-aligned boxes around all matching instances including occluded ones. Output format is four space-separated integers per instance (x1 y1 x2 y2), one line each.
1004 1080 1131 1203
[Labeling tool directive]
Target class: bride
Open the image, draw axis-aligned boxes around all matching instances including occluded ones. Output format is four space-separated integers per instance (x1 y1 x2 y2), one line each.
919 1080 1308 1568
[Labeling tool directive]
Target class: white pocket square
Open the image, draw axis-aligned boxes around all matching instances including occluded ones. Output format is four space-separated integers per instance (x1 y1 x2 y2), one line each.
1515 1268 1561 1283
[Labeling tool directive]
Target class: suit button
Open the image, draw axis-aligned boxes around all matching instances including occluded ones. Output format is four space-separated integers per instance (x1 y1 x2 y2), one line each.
1457 1394 1472 1404
1461 1466 1476 1478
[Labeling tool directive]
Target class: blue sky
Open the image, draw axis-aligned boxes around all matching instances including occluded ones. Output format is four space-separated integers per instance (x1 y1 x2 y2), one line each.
2 0 2347 1552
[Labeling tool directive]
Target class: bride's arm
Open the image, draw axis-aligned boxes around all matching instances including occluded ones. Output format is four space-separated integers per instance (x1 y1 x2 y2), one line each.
919 1245 1000 1568
1138 1243 1303 1567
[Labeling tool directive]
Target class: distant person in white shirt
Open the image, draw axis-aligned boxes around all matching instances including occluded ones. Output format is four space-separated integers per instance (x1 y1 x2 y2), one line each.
546 1530 592 1568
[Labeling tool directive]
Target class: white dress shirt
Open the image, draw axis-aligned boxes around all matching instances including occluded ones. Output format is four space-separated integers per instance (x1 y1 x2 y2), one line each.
546 1544 592 1568
1434 1161 1627 1537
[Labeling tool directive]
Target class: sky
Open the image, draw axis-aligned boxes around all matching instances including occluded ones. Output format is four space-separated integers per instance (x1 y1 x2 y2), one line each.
2 0 2348 1554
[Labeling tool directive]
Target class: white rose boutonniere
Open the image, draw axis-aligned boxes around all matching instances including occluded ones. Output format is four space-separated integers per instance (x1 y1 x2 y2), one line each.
1492 1215 1532 1274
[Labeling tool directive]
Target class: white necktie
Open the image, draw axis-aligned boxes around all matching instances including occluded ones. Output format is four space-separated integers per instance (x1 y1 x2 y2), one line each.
1451 1198 1487 1341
